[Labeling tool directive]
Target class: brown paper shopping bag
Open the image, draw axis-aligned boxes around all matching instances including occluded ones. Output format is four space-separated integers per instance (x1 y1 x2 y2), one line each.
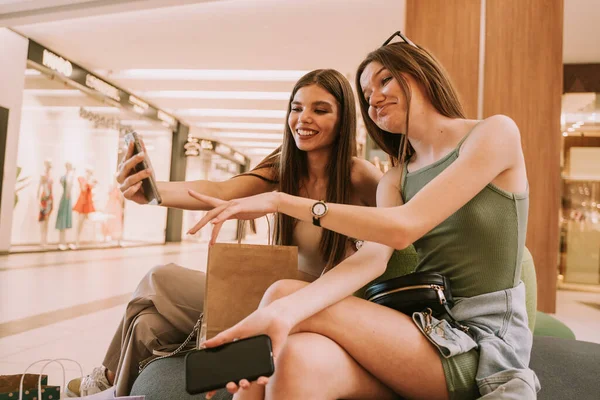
200 217 298 343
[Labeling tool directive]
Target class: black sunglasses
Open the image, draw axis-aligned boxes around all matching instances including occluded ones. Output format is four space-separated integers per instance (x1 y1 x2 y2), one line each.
381 31 418 48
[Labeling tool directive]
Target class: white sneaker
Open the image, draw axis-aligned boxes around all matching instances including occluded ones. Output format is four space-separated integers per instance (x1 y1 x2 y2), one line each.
69 366 113 396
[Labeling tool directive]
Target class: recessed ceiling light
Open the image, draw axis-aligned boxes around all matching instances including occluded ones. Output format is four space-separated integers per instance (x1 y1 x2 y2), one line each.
244 148 278 156
25 69 41 76
99 69 308 82
141 90 290 100
24 89 84 97
212 132 284 140
221 141 281 148
177 109 286 118
196 122 284 131
567 128 575 132
562 132 568 137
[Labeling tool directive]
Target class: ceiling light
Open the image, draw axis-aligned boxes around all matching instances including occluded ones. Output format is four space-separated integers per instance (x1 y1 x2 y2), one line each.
212 132 284 140
99 69 308 82
567 128 575 132
244 148 278 156
25 69 41 76
562 132 568 137
196 122 284 131
22 106 120 113
24 89 84 97
177 109 285 118
141 90 290 100
221 141 281 148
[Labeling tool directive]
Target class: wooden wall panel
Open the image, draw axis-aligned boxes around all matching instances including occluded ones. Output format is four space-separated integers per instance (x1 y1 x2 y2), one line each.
406 0 481 118
484 0 564 313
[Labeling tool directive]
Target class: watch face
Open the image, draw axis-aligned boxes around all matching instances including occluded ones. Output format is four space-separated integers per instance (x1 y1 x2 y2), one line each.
313 202 327 216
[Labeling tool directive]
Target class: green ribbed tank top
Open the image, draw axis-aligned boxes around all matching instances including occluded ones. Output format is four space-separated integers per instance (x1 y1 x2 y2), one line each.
401 131 529 298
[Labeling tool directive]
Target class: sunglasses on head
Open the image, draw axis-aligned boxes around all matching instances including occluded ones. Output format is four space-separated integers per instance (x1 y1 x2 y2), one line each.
381 31 418 48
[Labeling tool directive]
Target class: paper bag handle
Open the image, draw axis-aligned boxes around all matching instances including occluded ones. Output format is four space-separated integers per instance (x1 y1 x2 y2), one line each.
237 215 272 246
19 358 84 400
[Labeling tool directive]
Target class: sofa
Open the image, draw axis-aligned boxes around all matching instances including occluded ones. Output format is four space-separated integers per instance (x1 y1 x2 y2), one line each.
131 247 600 399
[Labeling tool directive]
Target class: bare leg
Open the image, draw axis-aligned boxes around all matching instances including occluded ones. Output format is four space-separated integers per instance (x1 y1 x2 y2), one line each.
261 280 450 400
266 332 397 400
76 213 87 246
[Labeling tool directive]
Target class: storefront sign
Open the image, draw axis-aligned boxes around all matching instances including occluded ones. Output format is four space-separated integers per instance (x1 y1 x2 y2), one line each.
27 40 179 130
42 49 73 77
79 107 132 133
85 74 121 102
185 136 249 167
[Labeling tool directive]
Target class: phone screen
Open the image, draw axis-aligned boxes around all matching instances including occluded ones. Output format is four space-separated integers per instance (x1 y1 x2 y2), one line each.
185 335 274 394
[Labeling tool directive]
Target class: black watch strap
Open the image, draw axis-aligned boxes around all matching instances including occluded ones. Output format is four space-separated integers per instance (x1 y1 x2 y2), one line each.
312 216 321 227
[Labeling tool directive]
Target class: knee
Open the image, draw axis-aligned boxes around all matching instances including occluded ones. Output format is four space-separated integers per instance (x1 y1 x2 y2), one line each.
260 279 307 307
271 333 332 391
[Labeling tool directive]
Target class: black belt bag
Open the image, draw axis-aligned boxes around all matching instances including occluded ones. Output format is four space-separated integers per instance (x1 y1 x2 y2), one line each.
364 272 469 332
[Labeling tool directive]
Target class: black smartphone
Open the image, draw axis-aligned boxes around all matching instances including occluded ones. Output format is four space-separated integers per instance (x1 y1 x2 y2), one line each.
123 131 162 205
185 335 275 395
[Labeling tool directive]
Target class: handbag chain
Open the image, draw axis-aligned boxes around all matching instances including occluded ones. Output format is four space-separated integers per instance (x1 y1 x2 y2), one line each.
138 313 203 374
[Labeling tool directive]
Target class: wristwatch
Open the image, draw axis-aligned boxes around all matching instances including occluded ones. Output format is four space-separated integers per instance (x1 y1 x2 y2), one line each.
311 200 328 227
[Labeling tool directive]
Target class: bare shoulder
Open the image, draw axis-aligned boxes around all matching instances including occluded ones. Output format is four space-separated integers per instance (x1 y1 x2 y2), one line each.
377 166 404 206
350 157 383 206
351 157 383 188
378 165 402 190
462 115 522 156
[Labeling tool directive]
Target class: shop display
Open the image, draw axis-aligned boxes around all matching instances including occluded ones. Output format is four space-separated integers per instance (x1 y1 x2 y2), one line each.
73 167 97 248
102 179 124 242
36 159 53 246
55 162 75 250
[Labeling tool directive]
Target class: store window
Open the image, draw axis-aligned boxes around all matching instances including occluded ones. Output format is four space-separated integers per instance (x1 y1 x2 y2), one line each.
10 66 173 252
182 138 249 243
559 92 600 287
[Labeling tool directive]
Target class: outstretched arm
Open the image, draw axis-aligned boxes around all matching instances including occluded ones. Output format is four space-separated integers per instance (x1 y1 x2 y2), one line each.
194 115 525 249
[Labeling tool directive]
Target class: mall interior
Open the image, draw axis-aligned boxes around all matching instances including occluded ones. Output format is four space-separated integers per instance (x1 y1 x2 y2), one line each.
0 0 599 399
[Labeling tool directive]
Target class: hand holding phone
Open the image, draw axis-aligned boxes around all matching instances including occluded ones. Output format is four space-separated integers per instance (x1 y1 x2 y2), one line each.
122 132 162 205
185 335 275 394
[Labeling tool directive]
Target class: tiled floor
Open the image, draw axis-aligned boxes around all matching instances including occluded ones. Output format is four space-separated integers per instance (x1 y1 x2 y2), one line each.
1 242 599 388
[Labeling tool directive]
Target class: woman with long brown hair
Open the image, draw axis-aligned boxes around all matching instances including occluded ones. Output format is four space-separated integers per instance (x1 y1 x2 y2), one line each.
194 32 538 400
69 69 382 398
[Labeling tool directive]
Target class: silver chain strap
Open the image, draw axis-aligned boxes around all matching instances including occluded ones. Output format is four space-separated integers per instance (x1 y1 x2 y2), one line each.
138 313 203 374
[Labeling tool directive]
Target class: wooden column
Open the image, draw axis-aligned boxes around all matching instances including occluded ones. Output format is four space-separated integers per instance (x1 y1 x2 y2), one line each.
484 0 563 313
406 0 481 119
406 0 564 312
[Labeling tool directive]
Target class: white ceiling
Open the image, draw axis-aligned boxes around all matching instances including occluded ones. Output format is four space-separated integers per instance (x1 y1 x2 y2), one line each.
7 0 600 157
11 0 407 161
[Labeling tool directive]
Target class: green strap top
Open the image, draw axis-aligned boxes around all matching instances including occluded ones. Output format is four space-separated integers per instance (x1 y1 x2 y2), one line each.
400 129 529 298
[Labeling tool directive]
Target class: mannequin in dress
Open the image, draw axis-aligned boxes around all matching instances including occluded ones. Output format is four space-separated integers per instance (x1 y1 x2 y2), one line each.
73 166 97 248
102 174 124 243
37 159 53 247
55 162 75 250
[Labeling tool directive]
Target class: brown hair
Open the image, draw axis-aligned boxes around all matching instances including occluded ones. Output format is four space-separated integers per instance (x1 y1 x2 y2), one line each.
356 42 466 169
248 69 357 270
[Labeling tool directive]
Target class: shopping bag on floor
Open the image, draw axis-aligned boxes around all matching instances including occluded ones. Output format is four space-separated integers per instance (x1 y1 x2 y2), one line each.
0 374 59 400
199 216 298 343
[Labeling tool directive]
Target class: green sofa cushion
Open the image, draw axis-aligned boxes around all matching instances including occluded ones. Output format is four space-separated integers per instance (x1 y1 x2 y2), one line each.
534 311 576 339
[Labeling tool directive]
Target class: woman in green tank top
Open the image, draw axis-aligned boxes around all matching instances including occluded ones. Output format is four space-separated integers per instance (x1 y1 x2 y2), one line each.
194 32 535 400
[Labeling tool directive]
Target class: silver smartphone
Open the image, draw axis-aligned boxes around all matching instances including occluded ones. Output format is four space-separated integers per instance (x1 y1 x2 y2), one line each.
123 131 162 205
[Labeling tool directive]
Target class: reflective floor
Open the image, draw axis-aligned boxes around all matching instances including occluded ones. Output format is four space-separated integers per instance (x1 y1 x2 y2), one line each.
1 242 599 387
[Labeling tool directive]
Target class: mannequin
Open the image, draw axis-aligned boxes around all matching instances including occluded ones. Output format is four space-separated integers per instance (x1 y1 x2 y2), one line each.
55 162 75 250
37 159 53 247
102 175 124 243
72 166 97 248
